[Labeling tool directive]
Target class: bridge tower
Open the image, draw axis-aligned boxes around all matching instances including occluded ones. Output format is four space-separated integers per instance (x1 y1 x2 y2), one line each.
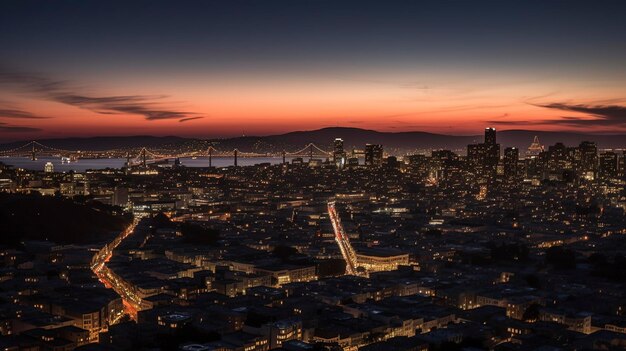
282 150 286 164
141 148 147 167
234 149 238 167
31 141 37 161
309 144 313 161
208 147 213 167
124 152 131 174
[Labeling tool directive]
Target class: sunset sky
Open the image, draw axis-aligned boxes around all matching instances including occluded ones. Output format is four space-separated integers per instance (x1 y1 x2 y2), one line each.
1 0 626 141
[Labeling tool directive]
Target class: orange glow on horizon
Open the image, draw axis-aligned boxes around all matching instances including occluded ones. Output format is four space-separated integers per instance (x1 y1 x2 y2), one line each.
2 73 626 140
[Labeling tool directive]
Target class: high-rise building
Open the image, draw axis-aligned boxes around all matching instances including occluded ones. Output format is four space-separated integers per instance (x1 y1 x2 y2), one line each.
484 128 500 172
333 138 346 168
599 152 618 180
430 150 458 181
466 127 500 178
466 144 482 170
485 127 497 145
503 147 519 179
540 142 575 181
44 162 54 173
364 144 383 167
525 156 541 180
407 154 429 178
578 141 598 180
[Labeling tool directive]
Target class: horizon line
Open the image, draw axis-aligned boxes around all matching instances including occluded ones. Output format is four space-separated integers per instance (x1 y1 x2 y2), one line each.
4 126 626 144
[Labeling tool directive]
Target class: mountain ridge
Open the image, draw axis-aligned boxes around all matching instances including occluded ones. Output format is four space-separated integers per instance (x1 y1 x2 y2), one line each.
2 127 626 152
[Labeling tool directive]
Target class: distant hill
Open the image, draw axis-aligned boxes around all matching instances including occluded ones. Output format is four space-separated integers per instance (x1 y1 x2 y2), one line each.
496 130 626 150
209 127 626 151
210 127 477 152
0 135 188 151
2 128 626 153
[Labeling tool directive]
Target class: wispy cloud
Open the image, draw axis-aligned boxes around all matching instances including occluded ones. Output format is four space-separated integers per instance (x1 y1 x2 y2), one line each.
535 103 626 127
0 68 203 122
486 101 626 129
0 108 52 119
179 116 204 123
0 122 41 132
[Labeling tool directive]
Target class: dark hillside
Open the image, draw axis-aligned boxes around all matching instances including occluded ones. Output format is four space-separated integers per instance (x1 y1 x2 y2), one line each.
0 193 132 247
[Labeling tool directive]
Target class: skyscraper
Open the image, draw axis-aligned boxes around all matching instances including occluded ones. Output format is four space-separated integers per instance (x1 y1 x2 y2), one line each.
485 127 497 145
599 152 618 180
44 162 54 173
541 142 574 181
333 138 346 168
484 143 500 175
578 141 598 180
504 147 519 179
364 144 383 167
467 127 500 178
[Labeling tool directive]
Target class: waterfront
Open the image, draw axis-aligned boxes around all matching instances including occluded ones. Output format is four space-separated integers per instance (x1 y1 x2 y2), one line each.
0 156 300 171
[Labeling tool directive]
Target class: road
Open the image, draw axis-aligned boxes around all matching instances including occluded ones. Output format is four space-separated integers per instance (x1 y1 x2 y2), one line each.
328 201 362 276
91 219 142 320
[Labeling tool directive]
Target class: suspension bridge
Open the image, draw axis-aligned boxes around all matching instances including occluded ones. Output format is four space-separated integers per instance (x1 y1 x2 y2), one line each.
0 140 333 167
0 141 81 161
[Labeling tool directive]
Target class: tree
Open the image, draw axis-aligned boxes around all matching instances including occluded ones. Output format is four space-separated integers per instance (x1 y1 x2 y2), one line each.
152 212 173 228
272 245 298 261
524 274 542 289
489 242 529 262
424 229 442 237
0 192 131 247
545 246 576 270
317 259 347 278
180 223 220 246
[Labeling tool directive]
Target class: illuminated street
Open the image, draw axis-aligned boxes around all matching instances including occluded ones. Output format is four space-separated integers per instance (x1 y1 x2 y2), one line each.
91 219 142 320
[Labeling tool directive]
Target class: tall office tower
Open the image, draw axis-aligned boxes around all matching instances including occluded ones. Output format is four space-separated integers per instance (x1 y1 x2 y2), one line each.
599 152 618 180
525 156 542 179
431 150 457 181
503 147 519 179
485 143 500 172
466 143 482 170
364 144 383 166
467 127 500 178
485 127 497 145
484 128 500 175
578 141 598 180
333 138 346 167
621 151 626 177
540 142 577 181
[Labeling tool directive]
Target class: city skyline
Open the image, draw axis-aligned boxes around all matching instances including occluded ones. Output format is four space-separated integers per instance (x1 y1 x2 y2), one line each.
2 2 626 350
2 125 625 351
2 0 626 141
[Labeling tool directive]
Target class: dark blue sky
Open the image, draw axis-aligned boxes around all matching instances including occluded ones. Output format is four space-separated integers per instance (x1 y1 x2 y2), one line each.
3 0 626 72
